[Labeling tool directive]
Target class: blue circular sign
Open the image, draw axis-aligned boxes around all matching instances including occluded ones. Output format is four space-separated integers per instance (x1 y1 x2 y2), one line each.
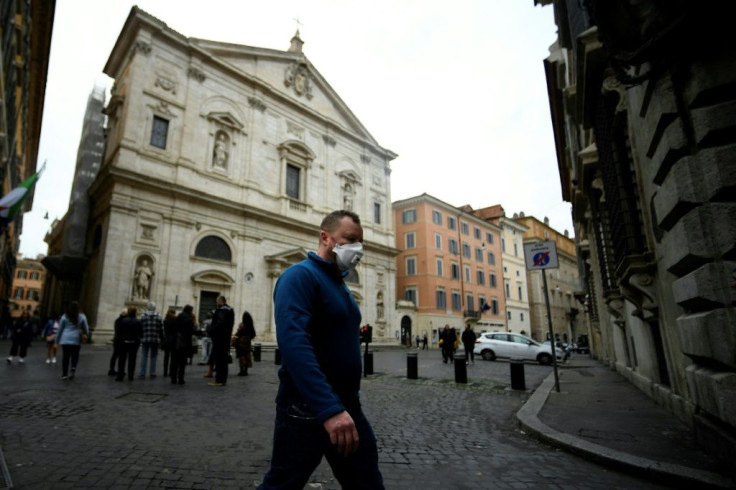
533 252 550 267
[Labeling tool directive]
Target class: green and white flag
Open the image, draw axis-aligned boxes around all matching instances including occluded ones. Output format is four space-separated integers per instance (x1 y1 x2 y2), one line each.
0 166 43 220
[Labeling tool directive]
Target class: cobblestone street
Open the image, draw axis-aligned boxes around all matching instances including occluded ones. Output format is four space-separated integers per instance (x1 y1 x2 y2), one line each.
1 343 664 489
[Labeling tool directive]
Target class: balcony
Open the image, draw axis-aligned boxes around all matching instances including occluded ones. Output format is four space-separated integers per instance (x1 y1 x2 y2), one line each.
463 310 481 320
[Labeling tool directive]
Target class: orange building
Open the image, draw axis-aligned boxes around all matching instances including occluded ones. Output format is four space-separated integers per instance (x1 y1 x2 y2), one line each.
393 194 506 346
9 254 46 318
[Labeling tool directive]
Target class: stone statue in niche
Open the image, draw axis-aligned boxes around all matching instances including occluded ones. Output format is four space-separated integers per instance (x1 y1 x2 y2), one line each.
343 183 353 211
133 258 154 300
376 292 384 321
213 132 229 169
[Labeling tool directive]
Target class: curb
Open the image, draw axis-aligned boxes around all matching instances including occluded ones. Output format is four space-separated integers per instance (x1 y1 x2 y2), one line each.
516 372 735 489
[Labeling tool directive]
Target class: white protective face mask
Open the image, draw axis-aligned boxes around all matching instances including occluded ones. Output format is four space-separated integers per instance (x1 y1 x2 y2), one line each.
333 242 364 271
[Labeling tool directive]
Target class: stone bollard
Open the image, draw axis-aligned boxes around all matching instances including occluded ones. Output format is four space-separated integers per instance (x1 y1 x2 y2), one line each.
274 347 281 365
510 358 526 390
454 354 467 384
253 343 262 362
407 352 418 379
364 351 373 377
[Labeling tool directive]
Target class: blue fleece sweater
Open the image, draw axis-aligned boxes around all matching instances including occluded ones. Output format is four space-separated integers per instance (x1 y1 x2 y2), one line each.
274 251 362 423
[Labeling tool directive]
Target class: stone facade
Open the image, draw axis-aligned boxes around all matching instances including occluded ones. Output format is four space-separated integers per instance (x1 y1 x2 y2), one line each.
541 0 736 460
66 8 398 342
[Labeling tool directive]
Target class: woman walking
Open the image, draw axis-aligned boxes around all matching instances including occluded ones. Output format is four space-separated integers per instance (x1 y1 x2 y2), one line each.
7 310 33 364
55 301 90 380
41 313 59 364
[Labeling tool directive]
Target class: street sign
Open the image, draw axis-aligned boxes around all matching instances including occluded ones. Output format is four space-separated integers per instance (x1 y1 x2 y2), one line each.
523 241 559 270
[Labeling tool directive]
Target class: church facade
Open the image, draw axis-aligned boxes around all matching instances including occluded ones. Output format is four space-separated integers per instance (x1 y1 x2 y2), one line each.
66 8 398 341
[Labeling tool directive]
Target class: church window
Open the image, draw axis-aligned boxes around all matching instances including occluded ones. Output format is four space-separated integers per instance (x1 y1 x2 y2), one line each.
286 164 300 200
194 236 232 262
150 116 169 149
374 202 381 224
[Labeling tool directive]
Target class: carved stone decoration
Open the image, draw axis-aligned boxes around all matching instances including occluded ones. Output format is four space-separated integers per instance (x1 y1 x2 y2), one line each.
624 271 659 321
284 62 314 99
286 121 305 140
188 67 206 82
212 131 230 169
601 76 627 113
155 76 176 95
132 256 154 301
605 294 626 327
151 100 174 117
377 291 385 321
140 224 155 240
248 96 267 112
343 182 354 211
134 41 152 56
323 135 336 147
360 155 371 165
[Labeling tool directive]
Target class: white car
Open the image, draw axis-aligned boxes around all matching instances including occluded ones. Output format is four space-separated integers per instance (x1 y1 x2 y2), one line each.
474 332 564 365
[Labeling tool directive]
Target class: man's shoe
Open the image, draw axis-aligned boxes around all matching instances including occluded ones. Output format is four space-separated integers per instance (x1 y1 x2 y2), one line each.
46 359 51 364
52 358 56 364
18 358 24 364
61 375 69 380
6 357 11 364
108 369 117 376
208 381 224 386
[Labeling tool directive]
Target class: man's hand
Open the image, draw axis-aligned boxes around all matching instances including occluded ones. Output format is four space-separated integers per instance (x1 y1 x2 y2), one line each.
323 410 359 456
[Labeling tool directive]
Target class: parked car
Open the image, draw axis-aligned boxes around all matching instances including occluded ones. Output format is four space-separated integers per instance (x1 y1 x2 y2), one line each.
474 332 564 365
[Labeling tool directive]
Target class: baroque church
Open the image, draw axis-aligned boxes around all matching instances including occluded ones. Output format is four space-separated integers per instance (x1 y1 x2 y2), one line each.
45 7 398 342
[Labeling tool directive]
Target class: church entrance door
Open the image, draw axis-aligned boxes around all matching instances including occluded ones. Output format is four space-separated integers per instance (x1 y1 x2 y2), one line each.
199 290 219 327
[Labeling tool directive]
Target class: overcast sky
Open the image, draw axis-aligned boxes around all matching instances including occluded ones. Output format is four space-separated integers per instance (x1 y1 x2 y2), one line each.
19 0 568 258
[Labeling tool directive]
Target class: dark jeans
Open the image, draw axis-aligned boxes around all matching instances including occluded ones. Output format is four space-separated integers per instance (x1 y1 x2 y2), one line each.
259 403 384 490
117 342 139 380
169 350 187 383
109 344 120 371
61 344 81 376
212 341 229 384
442 345 454 363
9 339 29 358
464 344 474 363
162 349 170 376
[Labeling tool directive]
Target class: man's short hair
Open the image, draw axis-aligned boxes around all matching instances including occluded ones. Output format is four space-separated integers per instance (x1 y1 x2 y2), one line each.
183 305 194 314
147 301 156 311
218 295 227 303
320 210 361 233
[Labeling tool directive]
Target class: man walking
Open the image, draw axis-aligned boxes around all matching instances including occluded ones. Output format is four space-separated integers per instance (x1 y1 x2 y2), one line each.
440 324 455 364
139 302 164 378
207 295 234 386
259 210 384 489
115 307 142 381
461 323 476 365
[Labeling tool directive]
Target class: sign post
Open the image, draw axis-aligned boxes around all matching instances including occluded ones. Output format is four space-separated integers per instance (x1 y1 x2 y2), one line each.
523 241 561 392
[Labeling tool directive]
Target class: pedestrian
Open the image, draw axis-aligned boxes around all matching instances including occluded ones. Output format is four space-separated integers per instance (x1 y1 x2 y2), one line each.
108 309 127 376
258 210 384 489
198 313 213 365
187 313 198 366
55 301 90 380
169 305 196 385
422 332 428 350
40 313 59 364
234 310 256 376
415 334 420 349
207 295 234 386
161 308 177 377
7 310 33 364
138 302 164 379
115 307 142 382
440 324 455 364
461 324 476 365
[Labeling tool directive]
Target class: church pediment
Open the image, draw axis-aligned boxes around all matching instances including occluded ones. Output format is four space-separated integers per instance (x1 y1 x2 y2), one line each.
192 39 380 145
206 111 244 132
191 269 235 286
265 247 309 265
